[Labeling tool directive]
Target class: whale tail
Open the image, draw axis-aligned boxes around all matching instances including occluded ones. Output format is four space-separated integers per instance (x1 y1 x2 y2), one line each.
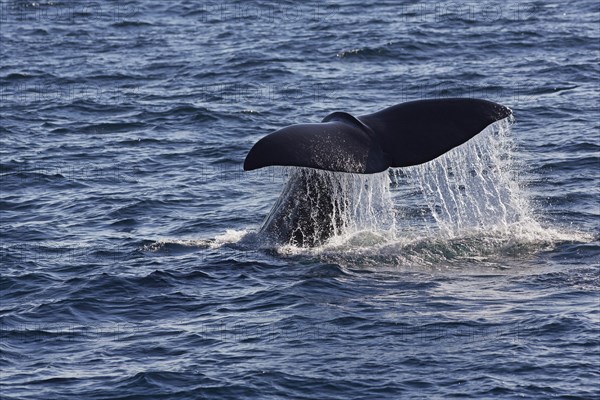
244 98 512 174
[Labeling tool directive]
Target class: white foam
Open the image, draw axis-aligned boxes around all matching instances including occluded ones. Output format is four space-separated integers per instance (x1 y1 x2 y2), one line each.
211 229 250 248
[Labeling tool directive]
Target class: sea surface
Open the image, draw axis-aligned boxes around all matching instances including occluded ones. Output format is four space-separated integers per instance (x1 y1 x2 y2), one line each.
1 1 599 399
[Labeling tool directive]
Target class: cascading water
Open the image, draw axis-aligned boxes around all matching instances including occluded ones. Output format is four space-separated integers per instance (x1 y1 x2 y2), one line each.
259 118 546 254
395 117 537 238
259 167 397 247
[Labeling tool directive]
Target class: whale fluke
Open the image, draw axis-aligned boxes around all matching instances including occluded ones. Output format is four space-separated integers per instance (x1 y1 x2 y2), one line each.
244 98 512 173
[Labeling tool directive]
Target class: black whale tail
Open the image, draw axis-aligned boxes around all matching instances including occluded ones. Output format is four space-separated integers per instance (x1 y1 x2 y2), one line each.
243 98 512 174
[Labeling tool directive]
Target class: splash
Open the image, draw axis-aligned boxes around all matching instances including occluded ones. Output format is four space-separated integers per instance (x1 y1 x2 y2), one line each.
265 118 545 247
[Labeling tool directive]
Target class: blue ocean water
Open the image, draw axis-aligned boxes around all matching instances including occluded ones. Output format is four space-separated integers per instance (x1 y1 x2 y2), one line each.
1 0 599 398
